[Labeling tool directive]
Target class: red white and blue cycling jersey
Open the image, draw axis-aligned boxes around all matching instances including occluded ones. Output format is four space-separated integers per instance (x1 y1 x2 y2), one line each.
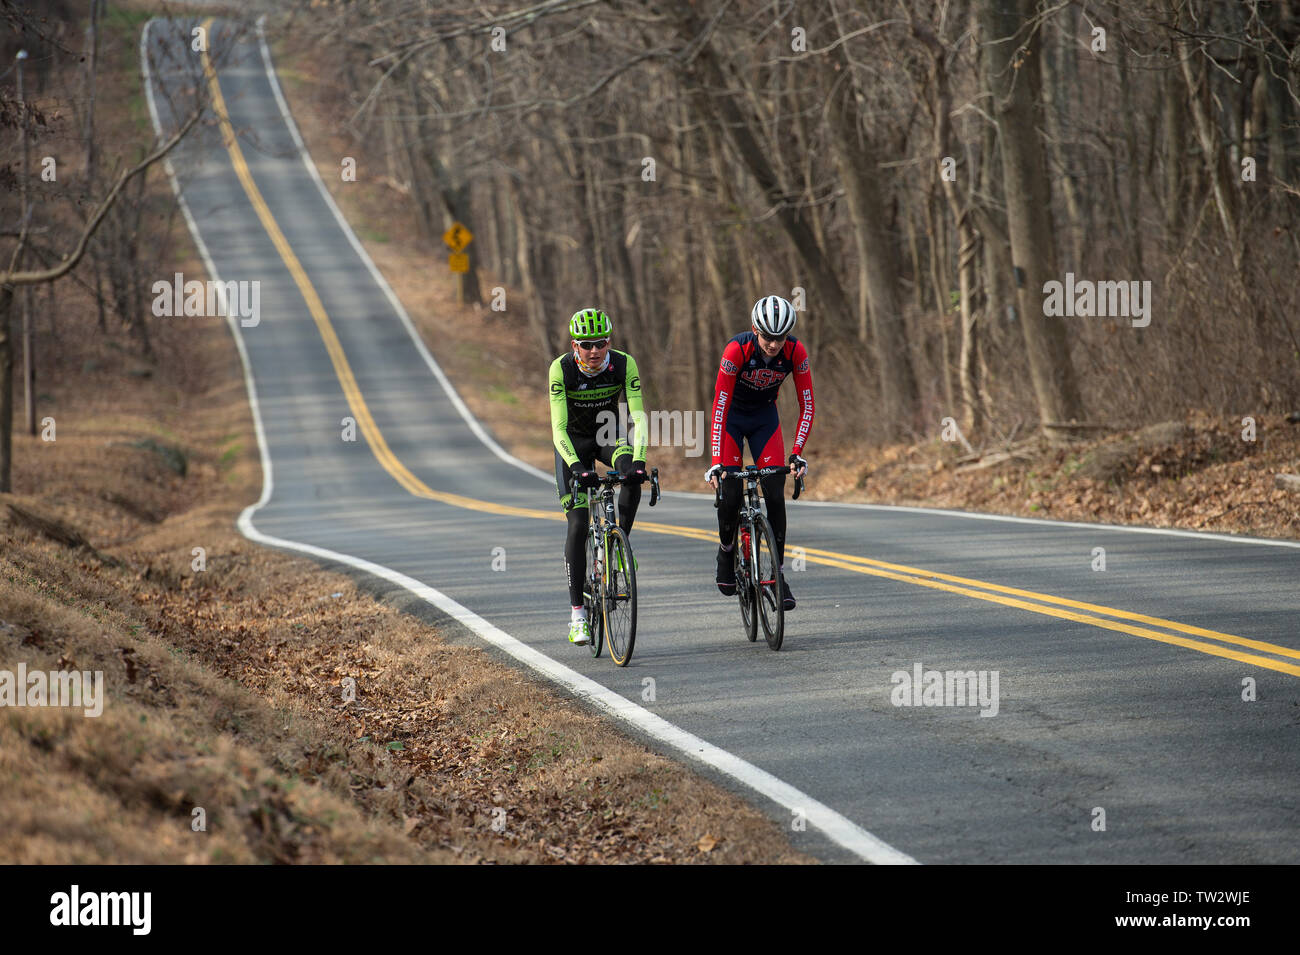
709 331 815 468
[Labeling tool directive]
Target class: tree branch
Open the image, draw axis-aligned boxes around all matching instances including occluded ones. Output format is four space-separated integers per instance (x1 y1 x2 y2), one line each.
0 107 201 286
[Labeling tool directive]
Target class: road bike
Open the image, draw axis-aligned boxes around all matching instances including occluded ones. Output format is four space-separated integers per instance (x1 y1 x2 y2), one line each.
715 465 802 651
574 467 660 666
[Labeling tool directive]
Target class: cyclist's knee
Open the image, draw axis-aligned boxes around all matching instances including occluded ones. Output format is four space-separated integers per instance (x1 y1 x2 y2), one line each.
719 478 743 509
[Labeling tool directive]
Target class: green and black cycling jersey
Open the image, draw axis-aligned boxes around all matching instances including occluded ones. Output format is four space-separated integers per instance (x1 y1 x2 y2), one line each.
550 347 648 607
548 349 648 466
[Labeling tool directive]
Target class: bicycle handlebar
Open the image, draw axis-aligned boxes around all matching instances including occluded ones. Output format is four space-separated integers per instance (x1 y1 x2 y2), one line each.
722 465 791 479
570 468 661 503
712 465 805 506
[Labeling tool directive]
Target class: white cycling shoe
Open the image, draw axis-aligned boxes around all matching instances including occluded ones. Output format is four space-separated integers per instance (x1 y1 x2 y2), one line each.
567 616 591 645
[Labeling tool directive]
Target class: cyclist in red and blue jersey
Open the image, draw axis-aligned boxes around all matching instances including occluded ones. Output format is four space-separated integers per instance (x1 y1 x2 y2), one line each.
705 295 814 610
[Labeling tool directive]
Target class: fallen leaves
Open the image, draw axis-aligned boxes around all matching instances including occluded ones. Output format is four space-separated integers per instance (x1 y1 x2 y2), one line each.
846 412 1299 540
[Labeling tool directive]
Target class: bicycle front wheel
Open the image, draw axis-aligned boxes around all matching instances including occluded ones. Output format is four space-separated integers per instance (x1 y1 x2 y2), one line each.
735 524 758 643
752 514 784 650
603 527 637 666
584 530 604 657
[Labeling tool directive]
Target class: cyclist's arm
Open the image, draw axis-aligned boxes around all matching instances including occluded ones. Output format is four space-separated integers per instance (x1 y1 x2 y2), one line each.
623 353 649 462
709 341 744 465
789 339 815 456
549 357 579 467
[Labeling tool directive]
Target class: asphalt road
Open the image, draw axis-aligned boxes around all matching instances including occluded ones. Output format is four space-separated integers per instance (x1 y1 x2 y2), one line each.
142 16 1300 864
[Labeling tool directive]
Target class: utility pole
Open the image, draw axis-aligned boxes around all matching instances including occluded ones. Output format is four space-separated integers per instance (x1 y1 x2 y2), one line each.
17 49 36 436
85 0 107 331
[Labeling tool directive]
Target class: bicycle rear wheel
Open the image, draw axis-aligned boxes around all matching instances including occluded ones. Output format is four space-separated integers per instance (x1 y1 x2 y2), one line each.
752 514 784 650
735 524 758 642
584 530 603 657
603 527 637 666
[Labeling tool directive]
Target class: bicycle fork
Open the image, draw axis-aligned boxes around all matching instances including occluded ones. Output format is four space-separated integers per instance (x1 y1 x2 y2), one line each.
590 529 604 596
737 521 753 585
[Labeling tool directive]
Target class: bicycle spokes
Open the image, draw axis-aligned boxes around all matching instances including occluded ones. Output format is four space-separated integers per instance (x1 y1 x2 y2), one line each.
603 528 637 666
752 515 784 650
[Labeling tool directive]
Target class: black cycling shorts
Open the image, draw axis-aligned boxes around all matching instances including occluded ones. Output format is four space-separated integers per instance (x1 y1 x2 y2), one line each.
554 433 635 511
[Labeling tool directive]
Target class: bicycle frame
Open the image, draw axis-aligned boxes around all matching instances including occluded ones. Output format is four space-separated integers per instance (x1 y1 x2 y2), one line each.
726 467 783 596
714 464 803 650
577 468 660 572
570 467 658 665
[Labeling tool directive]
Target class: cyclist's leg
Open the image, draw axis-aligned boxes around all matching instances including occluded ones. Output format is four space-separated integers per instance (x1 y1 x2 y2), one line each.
713 412 749 595
564 507 589 607
759 471 787 562
748 407 794 608
556 440 596 609
716 411 748 546
747 405 787 561
609 444 643 536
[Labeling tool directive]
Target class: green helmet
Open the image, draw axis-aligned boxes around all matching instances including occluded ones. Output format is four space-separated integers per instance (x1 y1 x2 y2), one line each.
569 307 612 339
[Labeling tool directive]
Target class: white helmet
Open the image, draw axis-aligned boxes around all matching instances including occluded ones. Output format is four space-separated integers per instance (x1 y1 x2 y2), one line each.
750 295 796 337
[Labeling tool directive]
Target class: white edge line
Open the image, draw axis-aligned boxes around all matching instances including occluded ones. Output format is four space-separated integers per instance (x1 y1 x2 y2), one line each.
142 16 917 865
141 16 273 520
791 499 1300 549
663 486 1300 549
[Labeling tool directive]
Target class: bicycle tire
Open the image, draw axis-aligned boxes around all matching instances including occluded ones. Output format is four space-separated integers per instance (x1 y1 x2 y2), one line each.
603 526 637 666
584 530 603 657
735 524 758 642
752 514 784 650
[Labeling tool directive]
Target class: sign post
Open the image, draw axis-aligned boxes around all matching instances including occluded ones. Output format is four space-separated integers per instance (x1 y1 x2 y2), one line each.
442 222 474 303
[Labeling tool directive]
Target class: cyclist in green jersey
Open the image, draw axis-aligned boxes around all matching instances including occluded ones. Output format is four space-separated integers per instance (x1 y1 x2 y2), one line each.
550 308 650 646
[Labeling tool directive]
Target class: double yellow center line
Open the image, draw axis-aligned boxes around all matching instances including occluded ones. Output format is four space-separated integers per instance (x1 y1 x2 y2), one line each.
198 25 1300 679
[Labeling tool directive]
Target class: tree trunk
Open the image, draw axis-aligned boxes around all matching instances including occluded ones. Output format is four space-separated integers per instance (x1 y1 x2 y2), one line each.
1178 38 1243 270
980 0 1084 435
1041 8 1084 273
915 16 986 437
823 55 919 436
1116 19 1145 279
1161 49 1186 242
675 11 856 353
0 284 13 492
1264 55 1295 187
509 176 551 357
398 72 438 242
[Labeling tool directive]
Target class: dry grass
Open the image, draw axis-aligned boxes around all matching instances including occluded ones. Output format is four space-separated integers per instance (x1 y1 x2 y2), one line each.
819 410 1300 540
0 549 436 864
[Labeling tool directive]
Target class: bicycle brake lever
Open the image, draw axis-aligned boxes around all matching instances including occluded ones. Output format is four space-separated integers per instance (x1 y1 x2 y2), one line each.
649 467 660 506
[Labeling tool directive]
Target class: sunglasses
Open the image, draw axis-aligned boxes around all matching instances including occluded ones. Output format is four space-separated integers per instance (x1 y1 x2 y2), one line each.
757 331 787 344
576 339 609 350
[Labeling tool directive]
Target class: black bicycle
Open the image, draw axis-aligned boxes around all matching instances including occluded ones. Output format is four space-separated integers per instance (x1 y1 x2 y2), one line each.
573 467 660 666
715 465 802 650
